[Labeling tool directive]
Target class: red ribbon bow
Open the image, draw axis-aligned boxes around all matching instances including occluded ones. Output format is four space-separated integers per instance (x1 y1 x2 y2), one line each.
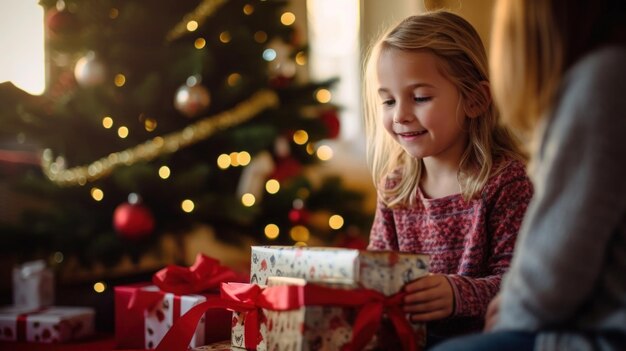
154 282 419 351
127 254 238 311
153 253 238 295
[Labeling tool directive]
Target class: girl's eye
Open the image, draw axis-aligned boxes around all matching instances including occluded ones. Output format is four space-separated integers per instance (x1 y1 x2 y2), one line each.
382 99 395 106
414 96 432 103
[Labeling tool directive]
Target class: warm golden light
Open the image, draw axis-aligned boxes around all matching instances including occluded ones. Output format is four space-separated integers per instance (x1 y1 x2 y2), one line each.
194 38 206 49
264 224 279 239
281 12 296 26
102 116 113 129
243 4 254 15
254 31 268 43
109 8 119 19
241 193 256 207
144 118 157 132
227 73 242 87
93 282 106 293
295 51 307 66
315 89 332 103
186 20 199 32
237 151 251 166
306 143 315 155
265 179 280 194
158 166 171 179
90 187 104 201
316 145 334 161
114 74 126 87
117 126 129 138
329 214 344 229
181 199 195 213
219 31 231 43
290 225 310 242
293 130 309 145
229 152 239 167
217 154 231 169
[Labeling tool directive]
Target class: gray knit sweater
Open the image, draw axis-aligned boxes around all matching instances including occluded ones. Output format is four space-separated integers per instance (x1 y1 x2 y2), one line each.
494 45 626 350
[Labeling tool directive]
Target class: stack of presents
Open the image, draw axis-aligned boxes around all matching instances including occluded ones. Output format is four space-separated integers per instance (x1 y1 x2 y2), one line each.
0 259 95 343
0 246 430 350
114 246 430 351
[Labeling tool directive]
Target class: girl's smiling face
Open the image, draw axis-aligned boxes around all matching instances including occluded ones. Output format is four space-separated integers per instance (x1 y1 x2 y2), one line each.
376 48 469 165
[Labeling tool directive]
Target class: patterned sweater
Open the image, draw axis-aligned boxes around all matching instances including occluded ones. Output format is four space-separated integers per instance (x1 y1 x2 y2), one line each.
368 159 533 338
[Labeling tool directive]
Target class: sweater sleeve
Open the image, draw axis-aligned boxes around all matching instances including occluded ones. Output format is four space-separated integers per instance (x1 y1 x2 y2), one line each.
448 173 533 317
367 197 399 251
496 47 626 330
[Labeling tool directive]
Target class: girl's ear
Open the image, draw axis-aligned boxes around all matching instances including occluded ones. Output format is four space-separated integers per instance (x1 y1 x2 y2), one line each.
464 81 492 118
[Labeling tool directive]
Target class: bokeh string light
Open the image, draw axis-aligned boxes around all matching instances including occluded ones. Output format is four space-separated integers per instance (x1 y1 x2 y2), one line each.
42 90 279 186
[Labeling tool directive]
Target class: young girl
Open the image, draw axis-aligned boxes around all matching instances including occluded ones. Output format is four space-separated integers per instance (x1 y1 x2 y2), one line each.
363 11 533 344
431 1 626 351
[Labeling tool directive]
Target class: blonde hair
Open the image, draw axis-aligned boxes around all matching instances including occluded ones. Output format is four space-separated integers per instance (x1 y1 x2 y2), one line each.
491 0 626 141
363 11 524 207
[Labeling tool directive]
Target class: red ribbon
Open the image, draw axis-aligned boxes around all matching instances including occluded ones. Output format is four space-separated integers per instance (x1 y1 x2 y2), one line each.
155 282 419 351
127 254 238 312
16 307 48 342
152 253 238 295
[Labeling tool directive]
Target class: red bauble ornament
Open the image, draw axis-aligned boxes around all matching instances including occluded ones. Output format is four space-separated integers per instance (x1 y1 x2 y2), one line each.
288 208 310 224
113 197 155 239
320 110 341 139
269 157 302 182
46 9 80 37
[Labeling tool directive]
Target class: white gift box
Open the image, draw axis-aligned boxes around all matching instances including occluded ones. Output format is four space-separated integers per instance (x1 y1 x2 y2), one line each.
0 305 94 343
12 260 54 310
142 285 207 349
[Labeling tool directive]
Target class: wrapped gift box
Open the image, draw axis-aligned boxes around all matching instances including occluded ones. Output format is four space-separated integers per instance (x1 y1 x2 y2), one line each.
249 246 429 292
12 260 54 310
234 247 429 350
0 305 94 343
264 277 371 351
115 283 231 349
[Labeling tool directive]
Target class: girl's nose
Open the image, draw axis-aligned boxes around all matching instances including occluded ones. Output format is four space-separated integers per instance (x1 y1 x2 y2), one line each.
393 102 415 124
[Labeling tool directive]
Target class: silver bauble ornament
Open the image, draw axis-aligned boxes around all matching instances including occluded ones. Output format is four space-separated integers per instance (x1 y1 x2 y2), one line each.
174 83 211 118
74 52 106 87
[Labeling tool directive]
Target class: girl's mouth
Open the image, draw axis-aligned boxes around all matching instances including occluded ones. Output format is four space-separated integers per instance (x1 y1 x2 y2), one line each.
397 130 427 137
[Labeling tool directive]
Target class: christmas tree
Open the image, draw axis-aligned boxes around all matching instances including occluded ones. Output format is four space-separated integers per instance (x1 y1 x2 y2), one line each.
0 0 371 269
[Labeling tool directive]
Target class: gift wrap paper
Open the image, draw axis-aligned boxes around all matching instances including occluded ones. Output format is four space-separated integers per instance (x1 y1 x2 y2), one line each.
0 306 94 343
240 246 430 350
115 283 231 349
12 260 54 310
192 340 246 350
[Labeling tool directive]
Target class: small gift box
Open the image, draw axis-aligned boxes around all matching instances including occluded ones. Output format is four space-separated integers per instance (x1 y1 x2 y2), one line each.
0 306 94 343
12 260 54 310
114 254 238 349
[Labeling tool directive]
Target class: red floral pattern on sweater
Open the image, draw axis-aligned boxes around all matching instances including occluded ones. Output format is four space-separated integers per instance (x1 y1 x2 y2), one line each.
368 159 533 338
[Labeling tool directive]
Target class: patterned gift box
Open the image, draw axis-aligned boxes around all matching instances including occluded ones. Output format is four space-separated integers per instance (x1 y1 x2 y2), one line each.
12 260 54 310
0 305 94 343
234 247 429 350
115 283 231 349
115 254 237 349
249 246 429 291
264 277 371 351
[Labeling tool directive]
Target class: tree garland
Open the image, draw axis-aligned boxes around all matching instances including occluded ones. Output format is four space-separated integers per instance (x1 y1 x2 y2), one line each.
165 0 227 42
41 90 279 186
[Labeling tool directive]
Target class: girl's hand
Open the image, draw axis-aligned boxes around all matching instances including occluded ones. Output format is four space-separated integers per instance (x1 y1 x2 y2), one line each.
484 293 501 331
402 273 454 322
